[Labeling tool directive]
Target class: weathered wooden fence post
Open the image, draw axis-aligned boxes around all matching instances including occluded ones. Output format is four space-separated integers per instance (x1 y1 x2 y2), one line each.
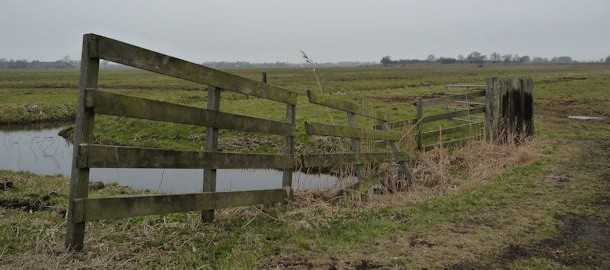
347 112 365 180
485 78 533 143
66 34 99 250
201 87 221 222
282 85 295 198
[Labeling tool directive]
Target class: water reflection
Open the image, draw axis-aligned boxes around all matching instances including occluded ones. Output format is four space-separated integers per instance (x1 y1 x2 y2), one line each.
0 125 337 193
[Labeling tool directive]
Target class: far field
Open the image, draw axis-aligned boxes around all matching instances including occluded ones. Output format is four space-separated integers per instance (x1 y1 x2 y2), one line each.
0 63 609 268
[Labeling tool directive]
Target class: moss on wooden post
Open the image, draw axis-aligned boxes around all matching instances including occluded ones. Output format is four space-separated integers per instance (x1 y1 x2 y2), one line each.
485 78 534 143
66 34 99 251
201 87 220 223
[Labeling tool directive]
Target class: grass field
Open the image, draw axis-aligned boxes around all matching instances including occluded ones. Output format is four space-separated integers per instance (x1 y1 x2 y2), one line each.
1 63 609 268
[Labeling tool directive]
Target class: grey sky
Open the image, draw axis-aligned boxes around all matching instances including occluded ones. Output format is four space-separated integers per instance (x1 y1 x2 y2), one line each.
1 0 609 63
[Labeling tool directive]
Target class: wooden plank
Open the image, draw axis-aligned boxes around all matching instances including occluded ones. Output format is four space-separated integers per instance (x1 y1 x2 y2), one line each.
421 107 485 123
72 189 287 222
305 122 402 141
421 122 483 140
307 90 391 121
412 90 485 106
78 144 293 169
522 79 534 136
201 87 220 222
87 90 294 136
282 103 296 195
90 34 297 105
347 112 364 179
302 152 410 168
66 34 99 251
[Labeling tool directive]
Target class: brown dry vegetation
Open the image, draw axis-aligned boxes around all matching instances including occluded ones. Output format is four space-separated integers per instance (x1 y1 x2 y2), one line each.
1 64 609 268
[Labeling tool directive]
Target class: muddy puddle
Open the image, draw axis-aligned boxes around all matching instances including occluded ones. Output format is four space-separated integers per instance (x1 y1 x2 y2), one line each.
0 124 338 194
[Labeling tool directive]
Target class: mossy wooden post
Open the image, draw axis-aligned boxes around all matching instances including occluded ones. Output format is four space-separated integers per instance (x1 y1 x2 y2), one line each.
415 97 423 151
347 112 364 179
66 34 99 250
262 72 267 84
485 78 533 143
201 86 220 222
522 79 534 137
282 88 295 198
485 78 500 142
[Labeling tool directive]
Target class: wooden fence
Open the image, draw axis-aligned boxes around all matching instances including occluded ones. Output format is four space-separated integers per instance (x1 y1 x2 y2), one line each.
302 90 413 195
381 79 533 150
66 34 533 251
66 34 298 250
379 86 486 151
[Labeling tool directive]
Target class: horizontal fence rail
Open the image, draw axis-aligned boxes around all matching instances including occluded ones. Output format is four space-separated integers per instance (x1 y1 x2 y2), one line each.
302 152 411 167
72 189 288 222
420 107 486 123
78 144 294 169
412 90 485 106
90 34 297 105
305 122 403 141
87 90 294 135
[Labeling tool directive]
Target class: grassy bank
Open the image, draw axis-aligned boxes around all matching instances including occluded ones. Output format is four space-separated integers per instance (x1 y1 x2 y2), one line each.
1 64 609 268
1 136 608 268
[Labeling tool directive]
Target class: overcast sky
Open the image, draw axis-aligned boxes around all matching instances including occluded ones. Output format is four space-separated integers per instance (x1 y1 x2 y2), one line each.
1 0 609 63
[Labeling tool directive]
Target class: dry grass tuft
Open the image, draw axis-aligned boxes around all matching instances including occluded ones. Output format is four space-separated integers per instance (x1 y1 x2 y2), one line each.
373 137 547 205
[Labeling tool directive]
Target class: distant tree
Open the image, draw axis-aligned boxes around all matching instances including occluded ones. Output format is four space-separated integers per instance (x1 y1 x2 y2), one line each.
426 54 436 62
457 55 465 63
605 55 610 63
61 55 71 63
551 56 573 63
380 56 392 66
512 54 521 63
437 57 458 64
502 54 513 63
467 51 486 64
489 52 501 63
519 55 531 63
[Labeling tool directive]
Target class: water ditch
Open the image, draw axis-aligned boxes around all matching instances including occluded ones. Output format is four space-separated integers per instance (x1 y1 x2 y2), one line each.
0 124 338 194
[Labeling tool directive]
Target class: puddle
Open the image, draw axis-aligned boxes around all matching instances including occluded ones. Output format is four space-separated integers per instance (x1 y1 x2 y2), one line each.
567 115 605 120
0 125 338 194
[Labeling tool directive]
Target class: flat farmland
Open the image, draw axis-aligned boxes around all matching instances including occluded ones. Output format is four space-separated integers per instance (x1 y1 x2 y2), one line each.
1 63 609 268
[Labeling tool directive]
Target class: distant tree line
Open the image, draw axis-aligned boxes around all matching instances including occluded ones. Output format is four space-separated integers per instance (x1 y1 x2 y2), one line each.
381 52 610 66
0 55 79 69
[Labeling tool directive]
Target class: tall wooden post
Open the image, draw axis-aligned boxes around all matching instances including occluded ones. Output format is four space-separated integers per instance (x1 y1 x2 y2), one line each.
201 87 220 222
347 112 364 179
66 34 99 250
283 104 295 197
485 78 533 143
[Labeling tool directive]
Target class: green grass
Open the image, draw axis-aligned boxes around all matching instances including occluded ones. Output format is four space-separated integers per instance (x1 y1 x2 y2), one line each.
1 64 609 268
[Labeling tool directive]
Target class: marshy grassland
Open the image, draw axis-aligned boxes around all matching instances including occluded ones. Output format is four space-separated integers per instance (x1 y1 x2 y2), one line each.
1 63 609 268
